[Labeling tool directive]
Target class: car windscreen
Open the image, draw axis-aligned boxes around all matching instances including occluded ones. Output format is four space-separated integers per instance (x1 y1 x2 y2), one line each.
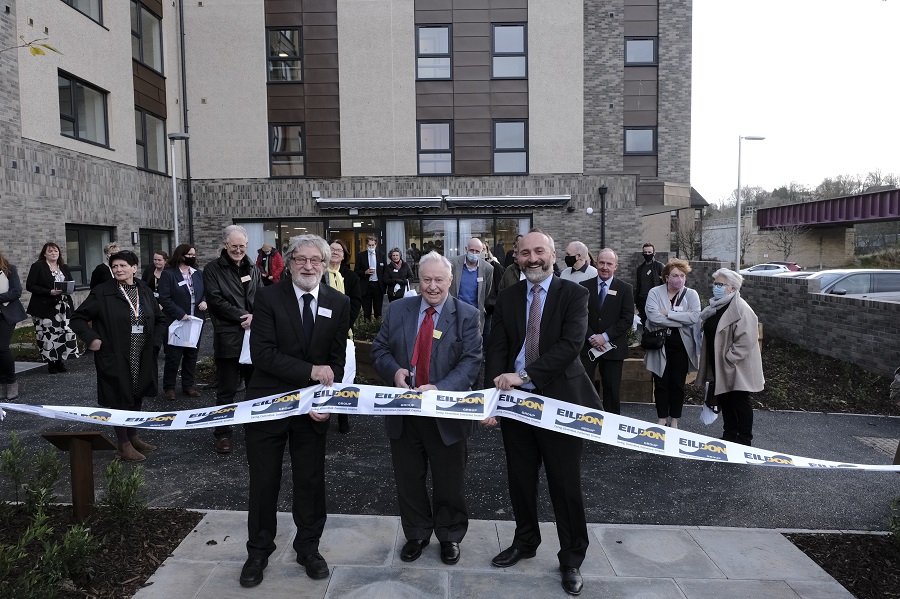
812 273 843 288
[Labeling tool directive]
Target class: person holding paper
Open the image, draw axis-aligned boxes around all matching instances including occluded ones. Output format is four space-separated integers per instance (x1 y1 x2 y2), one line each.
26 242 80 374
370 251 482 566
158 244 207 401
71 251 166 462
238 235 350 588
383 248 413 303
643 259 701 429
579 248 635 415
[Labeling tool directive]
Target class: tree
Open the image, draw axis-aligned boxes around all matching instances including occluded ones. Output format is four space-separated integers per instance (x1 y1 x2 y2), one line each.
767 224 810 261
672 217 703 260
0 35 60 56
815 174 865 200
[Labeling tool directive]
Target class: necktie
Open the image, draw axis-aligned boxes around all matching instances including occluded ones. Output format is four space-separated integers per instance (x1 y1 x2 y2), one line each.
599 280 608 308
411 307 436 386
302 293 315 341
525 285 543 366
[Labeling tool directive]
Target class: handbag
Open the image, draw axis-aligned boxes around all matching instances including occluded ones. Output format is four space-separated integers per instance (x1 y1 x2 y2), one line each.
640 289 686 351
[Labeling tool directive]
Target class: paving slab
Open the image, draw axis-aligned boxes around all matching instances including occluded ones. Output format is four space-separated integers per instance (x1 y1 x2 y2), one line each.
785 579 857 599
171 509 292 563
324 566 447 599
130 559 214 599
675 578 808 599
192 561 327 599
315 514 400 568
593 526 725 579
496 520 616 577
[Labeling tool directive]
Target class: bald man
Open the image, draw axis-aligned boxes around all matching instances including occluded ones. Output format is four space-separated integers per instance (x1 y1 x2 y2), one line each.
560 241 598 284
449 238 494 332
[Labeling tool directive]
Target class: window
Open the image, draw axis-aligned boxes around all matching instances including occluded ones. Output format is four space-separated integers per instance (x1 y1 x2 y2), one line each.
416 25 451 80
270 123 305 177
58 72 109 146
131 1 163 73
65 225 114 287
493 120 527 174
267 29 302 82
61 0 102 24
492 24 526 79
625 37 658 65
875 273 900 293
417 121 452 175
624 127 656 155
135 108 166 173
139 229 172 267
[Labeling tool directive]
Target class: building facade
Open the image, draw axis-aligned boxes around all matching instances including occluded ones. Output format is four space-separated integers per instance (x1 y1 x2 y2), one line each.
1 0 692 293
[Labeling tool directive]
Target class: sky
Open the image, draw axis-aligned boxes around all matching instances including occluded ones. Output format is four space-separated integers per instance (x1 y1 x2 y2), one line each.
691 0 900 205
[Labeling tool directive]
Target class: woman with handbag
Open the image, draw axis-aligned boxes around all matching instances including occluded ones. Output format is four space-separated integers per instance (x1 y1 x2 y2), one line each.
383 248 412 302
643 259 701 429
0 250 28 400
26 242 80 373
697 268 764 446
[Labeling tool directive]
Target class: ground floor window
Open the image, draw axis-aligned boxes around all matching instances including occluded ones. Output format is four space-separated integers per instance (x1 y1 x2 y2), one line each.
65 224 114 287
139 229 172 267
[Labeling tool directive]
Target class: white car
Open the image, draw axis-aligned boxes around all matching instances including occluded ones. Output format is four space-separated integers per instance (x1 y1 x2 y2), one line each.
738 263 790 276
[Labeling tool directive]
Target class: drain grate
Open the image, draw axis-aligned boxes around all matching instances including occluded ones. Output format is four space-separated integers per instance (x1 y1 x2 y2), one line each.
855 436 900 457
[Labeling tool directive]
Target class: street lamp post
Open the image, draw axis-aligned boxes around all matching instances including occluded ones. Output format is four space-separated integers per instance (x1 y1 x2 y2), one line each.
735 135 765 269
168 132 190 247
598 186 608 249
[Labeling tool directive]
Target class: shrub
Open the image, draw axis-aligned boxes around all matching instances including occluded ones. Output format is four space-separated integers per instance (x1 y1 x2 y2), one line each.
0 432 62 514
98 460 147 528
353 315 383 341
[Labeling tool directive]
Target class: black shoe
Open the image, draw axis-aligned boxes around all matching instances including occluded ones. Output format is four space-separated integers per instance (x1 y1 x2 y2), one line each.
338 414 351 434
47 362 58 374
440 541 460 565
239 556 267 588
400 538 429 562
56 360 68 373
296 551 329 579
560 566 583 595
492 546 536 568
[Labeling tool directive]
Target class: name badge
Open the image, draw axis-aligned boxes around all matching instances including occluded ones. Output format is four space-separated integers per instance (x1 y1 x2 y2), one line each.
178 280 189 287
240 275 252 283
131 325 144 334
317 307 332 318
672 305 684 313
433 330 442 339
607 289 618 296
647 269 652 276
477 277 484 282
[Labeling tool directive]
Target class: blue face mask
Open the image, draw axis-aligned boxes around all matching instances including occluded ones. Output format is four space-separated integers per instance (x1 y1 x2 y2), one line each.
467 252 480 264
712 284 726 298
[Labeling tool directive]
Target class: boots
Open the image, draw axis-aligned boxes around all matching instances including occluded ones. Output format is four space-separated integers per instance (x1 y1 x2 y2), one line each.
48 361 58 374
129 436 157 453
5 383 17 401
56 360 68 373
116 442 146 462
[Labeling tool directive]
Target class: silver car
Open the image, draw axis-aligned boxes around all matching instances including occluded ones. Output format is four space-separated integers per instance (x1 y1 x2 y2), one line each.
806 269 900 302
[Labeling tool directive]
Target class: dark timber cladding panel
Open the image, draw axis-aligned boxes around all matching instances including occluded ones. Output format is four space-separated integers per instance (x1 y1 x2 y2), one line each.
415 0 528 176
264 0 340 178
133 62 166 118
624 0 658 175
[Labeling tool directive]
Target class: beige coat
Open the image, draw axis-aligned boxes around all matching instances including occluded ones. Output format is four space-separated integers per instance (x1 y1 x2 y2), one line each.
697 292 764 395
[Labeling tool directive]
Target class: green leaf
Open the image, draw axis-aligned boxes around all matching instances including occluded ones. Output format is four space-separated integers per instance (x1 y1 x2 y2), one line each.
29 46 45 56
38 43 60 54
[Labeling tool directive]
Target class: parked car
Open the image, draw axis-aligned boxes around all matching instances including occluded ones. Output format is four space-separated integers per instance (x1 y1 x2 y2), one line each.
772 271 814 279
738 263 790 276
806 269 900 302
769 261 802 271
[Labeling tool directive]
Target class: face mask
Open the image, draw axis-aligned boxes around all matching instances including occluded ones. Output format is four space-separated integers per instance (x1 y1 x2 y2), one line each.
367 248 375 254
467 252 480 264
668 277 685 290
183 257 197 268
643 253 654 263
564 255 577 268
712 285 725 298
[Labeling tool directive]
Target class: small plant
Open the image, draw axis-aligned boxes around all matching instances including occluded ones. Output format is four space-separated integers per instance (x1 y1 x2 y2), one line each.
98 460 147 528
0 431 27 503
0 432 62 513
195 356 217 385
890 495 900 551
353 315 383 341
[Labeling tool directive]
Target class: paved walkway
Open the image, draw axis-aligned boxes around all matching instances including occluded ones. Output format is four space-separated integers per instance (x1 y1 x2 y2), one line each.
134 512 855 599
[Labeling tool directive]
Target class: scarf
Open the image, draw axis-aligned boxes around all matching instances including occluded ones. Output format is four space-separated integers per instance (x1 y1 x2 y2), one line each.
326 268 345 294
700 294 734 322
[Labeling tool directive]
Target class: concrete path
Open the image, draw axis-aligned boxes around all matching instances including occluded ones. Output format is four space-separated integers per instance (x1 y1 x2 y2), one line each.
133 512 855 599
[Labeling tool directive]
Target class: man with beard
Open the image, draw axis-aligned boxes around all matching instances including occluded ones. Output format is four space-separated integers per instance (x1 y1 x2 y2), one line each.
484 230 601 596
238 235 350 588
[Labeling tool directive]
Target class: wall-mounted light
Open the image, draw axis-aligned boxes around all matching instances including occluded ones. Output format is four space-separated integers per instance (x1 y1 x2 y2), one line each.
131 232 140 245
441 188 450 197
311 190 321 199
349 208 359 216
586 207 594 215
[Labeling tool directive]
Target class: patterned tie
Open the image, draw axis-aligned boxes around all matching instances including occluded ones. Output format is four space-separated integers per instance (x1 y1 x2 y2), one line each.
525 285 543 366
302 293 315 341
599 280 608 308
411 307 437 386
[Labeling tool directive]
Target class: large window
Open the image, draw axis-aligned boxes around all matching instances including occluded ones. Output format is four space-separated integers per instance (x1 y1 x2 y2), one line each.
131 1 163 73
237 220 324 257
66 225 113 287
625 37 658 65
59 72 109 146
135 108 166 173
267 29 303 82
624 127 657 155
416 25 451 80
269 123 305 177
139 229 172 267
417 121 452 175
492 24 527 79
493 120 528 174
62 0 102 24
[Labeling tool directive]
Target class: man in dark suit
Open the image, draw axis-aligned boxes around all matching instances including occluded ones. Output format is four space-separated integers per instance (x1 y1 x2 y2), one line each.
581 248 635 415
371 251 482 566
354 235 386 319
238 235 351 589
484 230 601 597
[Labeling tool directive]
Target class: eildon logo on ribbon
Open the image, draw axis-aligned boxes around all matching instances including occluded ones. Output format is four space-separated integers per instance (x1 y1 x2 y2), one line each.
617 424 666 451
312 386 360 412
373 390 422 410
496 393 544 421
554 408 604 437
66 410 113 422
678 438 727 461
742 451 797 466
186 405 238 427
435 392 485 414
128 413 179 428
251 392 303 417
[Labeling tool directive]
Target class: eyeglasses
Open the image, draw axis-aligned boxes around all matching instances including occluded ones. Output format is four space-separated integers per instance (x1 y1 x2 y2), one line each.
291 257 324 266
713 282 727 288
227 244 247 251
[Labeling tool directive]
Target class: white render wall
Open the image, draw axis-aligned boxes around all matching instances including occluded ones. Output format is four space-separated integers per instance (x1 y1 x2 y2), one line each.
528 0 584 175
337 0 417 177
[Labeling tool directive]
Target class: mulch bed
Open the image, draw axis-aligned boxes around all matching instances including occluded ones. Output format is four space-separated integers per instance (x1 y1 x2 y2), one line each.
1 505 202 598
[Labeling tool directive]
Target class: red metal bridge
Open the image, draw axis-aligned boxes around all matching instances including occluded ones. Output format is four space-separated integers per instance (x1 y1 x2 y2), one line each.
756 188 900 230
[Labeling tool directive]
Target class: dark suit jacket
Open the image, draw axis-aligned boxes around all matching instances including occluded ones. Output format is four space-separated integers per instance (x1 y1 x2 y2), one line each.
371 295 482 446
158 266 205 323
89 263 113 289
580 276 635 362
0 264 28 324
25 261 74 319
246 280 351 434
486 276 601 409
322 264 362 325
354 249 386 291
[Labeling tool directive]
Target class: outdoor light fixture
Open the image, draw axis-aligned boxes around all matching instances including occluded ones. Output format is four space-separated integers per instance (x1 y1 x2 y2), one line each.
168 132 190 247
735 135 765 268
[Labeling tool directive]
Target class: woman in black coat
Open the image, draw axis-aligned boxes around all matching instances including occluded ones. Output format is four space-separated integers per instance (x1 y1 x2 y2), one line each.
71 251 166 462
382 247 413 302
0 251 28 400
25 242 79 373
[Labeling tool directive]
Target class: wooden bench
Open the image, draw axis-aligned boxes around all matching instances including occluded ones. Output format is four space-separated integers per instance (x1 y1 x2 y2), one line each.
41 431 117 523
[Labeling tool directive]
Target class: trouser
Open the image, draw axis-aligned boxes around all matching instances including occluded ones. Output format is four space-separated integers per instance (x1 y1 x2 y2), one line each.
718 390 753 445
214 357 253 439
654 343 689 419
163 342 200 390
361 281 385 319
581 356 624 415
0 319 15 384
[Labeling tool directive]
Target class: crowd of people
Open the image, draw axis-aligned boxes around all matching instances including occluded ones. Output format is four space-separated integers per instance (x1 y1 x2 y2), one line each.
0 229 765 596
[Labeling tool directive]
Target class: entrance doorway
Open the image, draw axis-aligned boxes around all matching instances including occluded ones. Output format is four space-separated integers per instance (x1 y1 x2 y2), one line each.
327 228 382 270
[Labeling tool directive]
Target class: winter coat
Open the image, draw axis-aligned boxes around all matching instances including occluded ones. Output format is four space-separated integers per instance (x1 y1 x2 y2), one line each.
71 279 166 408
203 250 261 358
255 249 284 285
25 261 74 319
696 292 765 395
643 284 701 378
0 264 28 324
383 260 413 300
